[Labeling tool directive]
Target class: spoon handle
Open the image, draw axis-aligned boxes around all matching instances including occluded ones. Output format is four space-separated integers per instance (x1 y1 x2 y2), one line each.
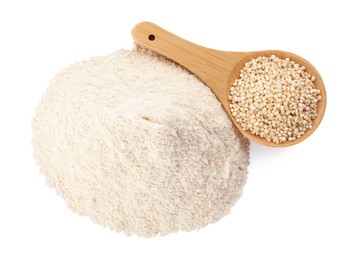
131 22 239 96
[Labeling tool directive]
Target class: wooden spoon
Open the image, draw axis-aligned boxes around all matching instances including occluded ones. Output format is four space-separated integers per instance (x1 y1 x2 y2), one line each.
131 22 326 147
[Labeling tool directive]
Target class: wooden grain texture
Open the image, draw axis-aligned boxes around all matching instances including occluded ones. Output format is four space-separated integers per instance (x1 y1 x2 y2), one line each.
132 22 327 147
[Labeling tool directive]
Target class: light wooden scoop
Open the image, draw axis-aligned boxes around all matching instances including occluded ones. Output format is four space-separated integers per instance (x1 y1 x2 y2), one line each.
132 22 326 147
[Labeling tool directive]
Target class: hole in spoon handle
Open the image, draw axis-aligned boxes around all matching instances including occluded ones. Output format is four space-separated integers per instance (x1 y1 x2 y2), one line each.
148 34 155 41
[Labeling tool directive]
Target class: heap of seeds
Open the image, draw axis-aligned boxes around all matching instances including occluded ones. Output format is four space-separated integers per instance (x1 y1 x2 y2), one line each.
229 55 321 144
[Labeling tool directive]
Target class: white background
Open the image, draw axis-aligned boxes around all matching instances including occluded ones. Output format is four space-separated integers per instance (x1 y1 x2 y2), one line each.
0 0 350 259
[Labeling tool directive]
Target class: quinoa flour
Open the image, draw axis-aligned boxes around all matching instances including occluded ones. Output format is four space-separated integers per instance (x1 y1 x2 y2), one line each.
32 48 250 237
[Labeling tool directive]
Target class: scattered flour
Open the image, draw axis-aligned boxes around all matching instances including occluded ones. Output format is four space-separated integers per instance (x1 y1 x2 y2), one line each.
32 48 250 237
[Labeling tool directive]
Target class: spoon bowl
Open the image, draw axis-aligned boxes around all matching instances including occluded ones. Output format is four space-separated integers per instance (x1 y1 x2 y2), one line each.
132 22 326 147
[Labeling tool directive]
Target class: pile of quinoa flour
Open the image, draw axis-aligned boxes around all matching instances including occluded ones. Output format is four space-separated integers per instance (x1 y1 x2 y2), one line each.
32 48 250 237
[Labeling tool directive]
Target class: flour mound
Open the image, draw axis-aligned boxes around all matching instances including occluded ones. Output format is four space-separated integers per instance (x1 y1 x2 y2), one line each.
32 49 250 237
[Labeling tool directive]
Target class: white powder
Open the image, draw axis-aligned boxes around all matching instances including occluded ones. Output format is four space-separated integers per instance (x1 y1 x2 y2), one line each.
32 48 250 237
